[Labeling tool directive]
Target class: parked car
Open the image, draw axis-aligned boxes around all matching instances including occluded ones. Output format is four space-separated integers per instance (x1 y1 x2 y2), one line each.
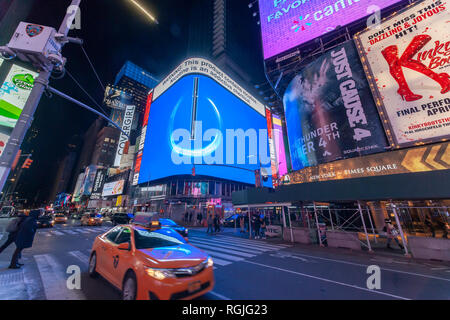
159 218 188 238
81 212 103 226
111 212 133 226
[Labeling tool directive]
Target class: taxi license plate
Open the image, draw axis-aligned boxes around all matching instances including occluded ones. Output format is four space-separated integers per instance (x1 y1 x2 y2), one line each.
188 281 201 293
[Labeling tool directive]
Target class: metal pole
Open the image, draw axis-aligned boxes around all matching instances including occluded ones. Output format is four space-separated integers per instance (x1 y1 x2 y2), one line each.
328 207 334 230
391 205 409 255
366 206 377 243
287 206 294 243
358 201 372 252
248 206 252 239
313 202 323 246
0 0 82 193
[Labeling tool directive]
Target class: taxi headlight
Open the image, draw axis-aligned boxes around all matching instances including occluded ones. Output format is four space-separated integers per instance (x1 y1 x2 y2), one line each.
145 267 176 280
207 257 214 268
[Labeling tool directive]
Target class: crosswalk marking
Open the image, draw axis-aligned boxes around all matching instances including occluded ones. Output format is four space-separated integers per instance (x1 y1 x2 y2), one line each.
213 236 289 250
189 237 262 254
51 231 64 236
209 257 232 266
60 230 77 235
34 254 85 300
68 251 89 265
189 236 270 252
189 241 256 258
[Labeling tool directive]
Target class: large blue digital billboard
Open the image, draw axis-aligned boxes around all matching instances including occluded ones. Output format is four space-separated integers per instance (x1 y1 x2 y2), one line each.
137 59 272 187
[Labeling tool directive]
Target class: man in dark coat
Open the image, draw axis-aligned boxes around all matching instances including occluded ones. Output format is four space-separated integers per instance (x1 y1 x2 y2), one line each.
9 209 40 269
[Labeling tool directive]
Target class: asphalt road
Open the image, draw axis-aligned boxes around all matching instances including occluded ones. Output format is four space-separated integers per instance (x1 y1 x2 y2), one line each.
0 218 449 300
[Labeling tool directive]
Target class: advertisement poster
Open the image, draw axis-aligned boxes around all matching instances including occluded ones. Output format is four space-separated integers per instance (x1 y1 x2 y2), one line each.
281 141 449 184
114 105 135 167
273 115 288 176
102 180 125 197
90 169 107 200
103 85 133 110
283 40 388 170
0 63 38 155
355 0 450 147
258 0 402 59
266 108 278 181
79 165 98 196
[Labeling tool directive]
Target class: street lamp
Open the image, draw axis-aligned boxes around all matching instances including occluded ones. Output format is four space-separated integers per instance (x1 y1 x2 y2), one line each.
128 0 159 24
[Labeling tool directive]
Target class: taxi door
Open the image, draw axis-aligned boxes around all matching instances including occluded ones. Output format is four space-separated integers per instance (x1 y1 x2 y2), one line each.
109 227 133 289
98 227 122 282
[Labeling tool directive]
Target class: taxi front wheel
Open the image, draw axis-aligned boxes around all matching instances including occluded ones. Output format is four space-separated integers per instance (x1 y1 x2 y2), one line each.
88 252 99 278
122 271 137 300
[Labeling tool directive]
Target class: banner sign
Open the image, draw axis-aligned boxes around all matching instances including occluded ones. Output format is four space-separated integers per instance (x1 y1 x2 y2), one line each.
114 105 135 167
133 92 152 185
283 40 388 170
102 180 125 197
281 141 449 185
0 63 38 155
258 0 402 60
90 169 107 200
354 0 450 147
103 85 133 110
266 108 278 181
79 165 97 196
273 115 288 177
266 225 282 238
153 58 265 116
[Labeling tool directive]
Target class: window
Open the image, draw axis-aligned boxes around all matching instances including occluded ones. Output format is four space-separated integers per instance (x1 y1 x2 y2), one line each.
134 227 185 249
105 227 121 243
115 228 131 244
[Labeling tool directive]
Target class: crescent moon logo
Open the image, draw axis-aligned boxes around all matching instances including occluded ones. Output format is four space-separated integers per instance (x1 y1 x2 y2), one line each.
169 97 222 157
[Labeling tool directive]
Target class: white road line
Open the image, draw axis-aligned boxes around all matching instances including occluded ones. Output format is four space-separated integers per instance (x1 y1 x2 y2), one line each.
213 236 288 250
51 231 64 236
190 237 270 252
60 230 77 235
243 260 410 300
199 250 243 262
68 251 89 265
189 241 256 258
290 252 450 283
189 238 263 254
209 257 232 266
34 254 85 300
209 291 231 300
72 228 90 233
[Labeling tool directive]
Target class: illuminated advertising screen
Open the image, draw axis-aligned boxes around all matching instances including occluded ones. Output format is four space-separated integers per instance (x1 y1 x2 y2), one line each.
258 0 402 59
354 0 450 148
0 62 38 155
102 180 125 197
273 115 288 176
90 169 107 200
282 141 450 185
103 85 133 110
283 40 388 170
79 165 98 196
138 58 272 186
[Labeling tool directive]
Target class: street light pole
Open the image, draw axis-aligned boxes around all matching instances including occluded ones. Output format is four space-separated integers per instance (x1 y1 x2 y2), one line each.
0 0 81 194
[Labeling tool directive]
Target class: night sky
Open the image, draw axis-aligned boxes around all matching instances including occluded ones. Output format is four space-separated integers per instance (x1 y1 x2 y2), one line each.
9 0 266 205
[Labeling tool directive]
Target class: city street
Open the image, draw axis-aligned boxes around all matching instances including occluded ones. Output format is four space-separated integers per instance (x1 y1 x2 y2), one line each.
0 218 449 300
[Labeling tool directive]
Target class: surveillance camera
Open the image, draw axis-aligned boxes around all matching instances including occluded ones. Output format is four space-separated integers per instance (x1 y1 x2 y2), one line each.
47 53 66 68
0 46 16 60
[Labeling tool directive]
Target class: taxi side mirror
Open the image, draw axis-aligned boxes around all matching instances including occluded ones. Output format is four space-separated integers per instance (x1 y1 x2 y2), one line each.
118 242 130 251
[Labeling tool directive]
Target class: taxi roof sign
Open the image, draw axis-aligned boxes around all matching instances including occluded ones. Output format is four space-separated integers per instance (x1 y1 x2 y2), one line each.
133 212 161 229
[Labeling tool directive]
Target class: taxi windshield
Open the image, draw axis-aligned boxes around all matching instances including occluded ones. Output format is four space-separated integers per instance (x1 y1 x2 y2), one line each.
159 219 177 226
134 227 186 249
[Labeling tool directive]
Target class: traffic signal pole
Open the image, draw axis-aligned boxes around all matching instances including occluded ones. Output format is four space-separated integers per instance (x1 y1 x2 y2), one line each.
0 0 81 194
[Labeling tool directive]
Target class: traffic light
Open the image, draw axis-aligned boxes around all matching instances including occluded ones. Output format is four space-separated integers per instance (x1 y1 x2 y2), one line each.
22 158 33 169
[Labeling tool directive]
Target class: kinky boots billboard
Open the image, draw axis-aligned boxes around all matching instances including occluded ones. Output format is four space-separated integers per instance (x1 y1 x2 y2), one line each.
355 0 450 148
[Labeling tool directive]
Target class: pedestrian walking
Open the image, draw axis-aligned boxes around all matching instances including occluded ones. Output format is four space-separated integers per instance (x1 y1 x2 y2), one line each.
260 217 267 239
184 211 189 223
240 215 245 233
384 219 404 250
197 212 202 226
425 215 435 237
214 215 220 233
0 214 26 256
206 215 213 234
9 209 40 269
189 211 193 224
254 216 261 239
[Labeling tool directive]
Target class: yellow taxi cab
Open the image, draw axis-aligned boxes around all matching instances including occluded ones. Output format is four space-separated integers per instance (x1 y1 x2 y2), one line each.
81 212 103 226
88 213 214 300
53 213 68 224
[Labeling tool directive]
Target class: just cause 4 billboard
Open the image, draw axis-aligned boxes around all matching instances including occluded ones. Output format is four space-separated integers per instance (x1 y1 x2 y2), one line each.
283 40 388 171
